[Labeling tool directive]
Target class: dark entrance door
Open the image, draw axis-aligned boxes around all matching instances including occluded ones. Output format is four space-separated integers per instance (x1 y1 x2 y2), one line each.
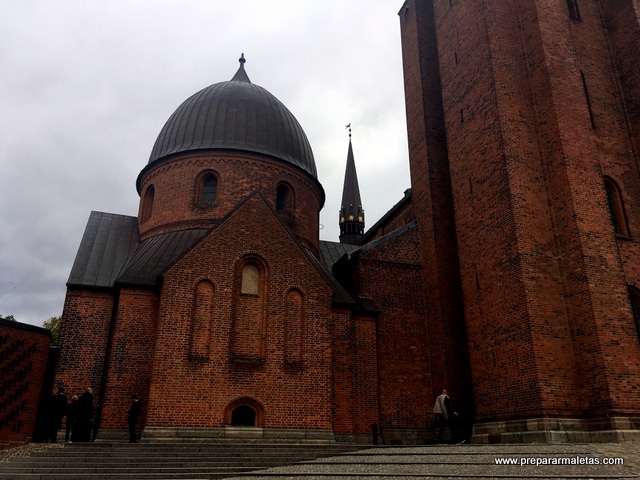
231 405 256 426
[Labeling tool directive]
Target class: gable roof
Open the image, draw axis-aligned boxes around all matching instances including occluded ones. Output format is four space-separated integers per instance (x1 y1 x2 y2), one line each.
116 229 209 286
67 211 139 288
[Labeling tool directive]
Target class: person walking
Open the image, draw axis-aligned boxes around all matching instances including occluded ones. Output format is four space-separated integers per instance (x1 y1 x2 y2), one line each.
433 388 461 443
127 394 142 443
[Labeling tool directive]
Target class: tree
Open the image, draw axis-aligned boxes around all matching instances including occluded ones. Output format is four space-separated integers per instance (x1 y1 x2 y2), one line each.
1 314 16 322
43 316 62 345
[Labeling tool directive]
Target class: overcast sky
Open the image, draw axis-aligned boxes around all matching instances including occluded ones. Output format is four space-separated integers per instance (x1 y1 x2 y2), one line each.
1 1 411 327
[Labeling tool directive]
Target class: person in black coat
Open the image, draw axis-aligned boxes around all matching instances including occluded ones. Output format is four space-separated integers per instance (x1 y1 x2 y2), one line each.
76 388 94 442
127 394 142 443
48 387 67 443
65 395 78 442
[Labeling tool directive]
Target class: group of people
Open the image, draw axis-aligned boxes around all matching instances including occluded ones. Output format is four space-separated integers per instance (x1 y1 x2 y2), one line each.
47 388 142 443
47 387 94 443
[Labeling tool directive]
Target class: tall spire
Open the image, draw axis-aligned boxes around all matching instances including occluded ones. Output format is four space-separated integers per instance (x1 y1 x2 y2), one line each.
231 53 251 83
339 124 365 244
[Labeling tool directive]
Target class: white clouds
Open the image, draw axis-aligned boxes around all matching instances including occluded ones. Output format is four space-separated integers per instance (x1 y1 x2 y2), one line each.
0 0 411 326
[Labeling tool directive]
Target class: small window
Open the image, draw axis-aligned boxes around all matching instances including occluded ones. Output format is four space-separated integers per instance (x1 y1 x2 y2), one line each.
567 0 581 21
276 183 294 213
195 171 218 206
141 185 155 223
241 264 260 295
604 177 630 237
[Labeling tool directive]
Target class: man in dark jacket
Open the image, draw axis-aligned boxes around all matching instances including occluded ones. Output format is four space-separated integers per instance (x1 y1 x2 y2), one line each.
48 387 67 443
76 388 94 442
127 394 142 443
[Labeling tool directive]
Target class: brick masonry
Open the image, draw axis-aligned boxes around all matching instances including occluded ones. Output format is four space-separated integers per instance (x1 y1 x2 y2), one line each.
399 0 640 426
0 319 51 444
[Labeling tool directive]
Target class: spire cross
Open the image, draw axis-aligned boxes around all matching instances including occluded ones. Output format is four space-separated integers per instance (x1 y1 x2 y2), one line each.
345 123 351 139
239 53 246 65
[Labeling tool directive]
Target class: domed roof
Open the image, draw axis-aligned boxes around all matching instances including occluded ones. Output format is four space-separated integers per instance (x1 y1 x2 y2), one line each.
147 55 317 178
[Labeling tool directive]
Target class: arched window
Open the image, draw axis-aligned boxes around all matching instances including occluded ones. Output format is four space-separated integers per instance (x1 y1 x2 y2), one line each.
141 185 155 223
241 264 260 295
195 171 218 206
604 177 630 237
276 183 294 213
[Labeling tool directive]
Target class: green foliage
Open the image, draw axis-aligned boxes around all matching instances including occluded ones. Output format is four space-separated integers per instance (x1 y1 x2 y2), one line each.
1 314 16 322
43 316 62 345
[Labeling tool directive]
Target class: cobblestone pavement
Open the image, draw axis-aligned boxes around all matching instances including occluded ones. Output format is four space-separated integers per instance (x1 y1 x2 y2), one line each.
226 443 640 479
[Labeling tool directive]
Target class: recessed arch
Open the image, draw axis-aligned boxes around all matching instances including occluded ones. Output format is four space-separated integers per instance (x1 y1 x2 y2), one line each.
141 185 155 223
232 255 268 362
225 397 264 427
604 176 630 237
628 286 640 341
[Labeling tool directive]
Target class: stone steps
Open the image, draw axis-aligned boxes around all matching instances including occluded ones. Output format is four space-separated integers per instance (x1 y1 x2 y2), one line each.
0 442 365 480
1 442 638 480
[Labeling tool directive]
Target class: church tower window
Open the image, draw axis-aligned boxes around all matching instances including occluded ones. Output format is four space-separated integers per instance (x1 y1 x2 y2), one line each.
276 183 294 213
141 185 155 223
604 176 630 237
195 170 218 206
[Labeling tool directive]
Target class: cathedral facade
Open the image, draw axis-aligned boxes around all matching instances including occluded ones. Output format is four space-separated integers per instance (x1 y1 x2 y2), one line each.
56 0 640 444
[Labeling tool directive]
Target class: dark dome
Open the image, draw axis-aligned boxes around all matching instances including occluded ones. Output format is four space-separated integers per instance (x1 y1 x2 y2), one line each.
147 59 317 178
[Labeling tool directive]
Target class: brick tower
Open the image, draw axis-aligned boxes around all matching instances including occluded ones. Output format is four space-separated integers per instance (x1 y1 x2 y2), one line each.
399 0 640 441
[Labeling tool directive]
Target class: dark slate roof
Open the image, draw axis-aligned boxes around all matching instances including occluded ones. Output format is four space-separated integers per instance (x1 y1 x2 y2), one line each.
145 56 317 181
67 212 139 288
348 220 419 258
67 212 209 289
116 229 209 286
319 241 357 270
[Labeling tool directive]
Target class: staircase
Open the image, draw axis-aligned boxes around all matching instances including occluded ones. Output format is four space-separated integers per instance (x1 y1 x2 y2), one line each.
1 442 638 479
0 442 364 480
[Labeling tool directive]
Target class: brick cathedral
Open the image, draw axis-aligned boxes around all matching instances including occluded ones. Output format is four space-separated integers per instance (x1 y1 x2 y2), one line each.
57 1 640 443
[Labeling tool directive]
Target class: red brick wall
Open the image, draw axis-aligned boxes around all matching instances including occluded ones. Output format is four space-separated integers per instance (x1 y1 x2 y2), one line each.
0 320 51 444
145 194 334 430
401 0 640 422
137 152 324 252
399 0 473 415
100 288 159 429
331 308 356 435
356 227 431 430
57 288 114 399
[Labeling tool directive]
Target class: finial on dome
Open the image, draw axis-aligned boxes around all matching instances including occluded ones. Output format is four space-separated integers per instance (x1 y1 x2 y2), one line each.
231 53 251 83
